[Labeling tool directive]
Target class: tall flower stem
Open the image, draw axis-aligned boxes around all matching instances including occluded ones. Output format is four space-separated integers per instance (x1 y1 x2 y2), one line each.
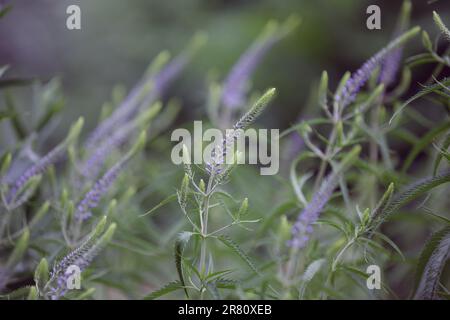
282 247 300 297
313 125 338 191
198 172 215 299
283 120 339 295
369 102 381 208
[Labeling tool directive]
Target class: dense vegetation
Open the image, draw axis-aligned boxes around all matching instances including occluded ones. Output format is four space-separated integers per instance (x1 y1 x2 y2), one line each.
0 1 449 300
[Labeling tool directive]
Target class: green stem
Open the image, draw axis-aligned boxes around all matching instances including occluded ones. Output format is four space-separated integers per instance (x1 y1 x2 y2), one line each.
285 248 298 280
313 125 338 193
322 236 357 299
198 173 215 298
369 103 381 208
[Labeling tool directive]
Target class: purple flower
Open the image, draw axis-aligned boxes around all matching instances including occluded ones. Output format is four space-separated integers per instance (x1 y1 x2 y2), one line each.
334 27 419 109
378 47 403 86
152 54 189 95
7 144 64 204
75 131 145 221
75 160 125 221
80 103 159 182
288 174 338 249
285 115 306 162
85 53 190 151
47 243 92 299
49 263 87 300
206 88 276 177
221 18 298 111
221 36 279 110
379 0 411 86
334 55 383 108
47 221 116 300
205 129 240 176
84 81 148 151
80 125 128 180
5 118 83 205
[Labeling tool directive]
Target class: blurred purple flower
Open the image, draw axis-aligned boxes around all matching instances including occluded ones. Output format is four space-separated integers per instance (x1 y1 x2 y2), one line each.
75 160 125 221
378 47 403 86
80 125 129 180
334 27 418 109
334 55 383 108
86 54 189 151
288 174 338 249
49 264 86 300
6 145 64 204
221 35 279 110
48 233 107 299
379 1 410 86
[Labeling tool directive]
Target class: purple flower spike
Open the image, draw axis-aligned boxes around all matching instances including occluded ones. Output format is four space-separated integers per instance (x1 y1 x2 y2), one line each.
221 17 298 110
75 131 146 221
288 174 338 249
81 126 128 180
335 55 384 108
81 103 160 181
379 1 411 86
85 34 204 151
85 84 146 151
6 118 83 204
7 147 61 203
378 48 403 86
221 36 279 110
75 161 124 221
334 26 419 109
48 221 116 299
152 54 188 96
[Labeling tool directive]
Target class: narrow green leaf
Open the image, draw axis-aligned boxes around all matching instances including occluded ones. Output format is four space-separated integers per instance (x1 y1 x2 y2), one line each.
433 11 450 42
421 31 433 52
174 232 192 298
5 90 27 138
34 258 49 293
143 281 183 300
7 228 30 268
423 209 450 225
0 152 12 177
74 288 96 300
36 99 65 131
302 258 325 282
371 183 395 221
27 287 38 300
318 71 328 109
259 200 298 234
217 235 259 274
206 282 221 300
390 77 450 124
30 201 50 227
145 50 171 76
402 122 450 173
433 134 450 175
414 227 450 299
372 171 450 231
139 194 177 217
375 232 406 261
205 269 233 281
236 198 248 220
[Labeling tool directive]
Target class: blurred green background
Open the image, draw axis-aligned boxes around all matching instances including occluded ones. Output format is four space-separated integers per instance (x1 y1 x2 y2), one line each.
0 0 448 134
0 0 449 299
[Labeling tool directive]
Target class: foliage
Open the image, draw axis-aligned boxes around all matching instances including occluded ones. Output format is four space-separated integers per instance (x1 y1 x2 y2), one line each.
0 2 449 300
